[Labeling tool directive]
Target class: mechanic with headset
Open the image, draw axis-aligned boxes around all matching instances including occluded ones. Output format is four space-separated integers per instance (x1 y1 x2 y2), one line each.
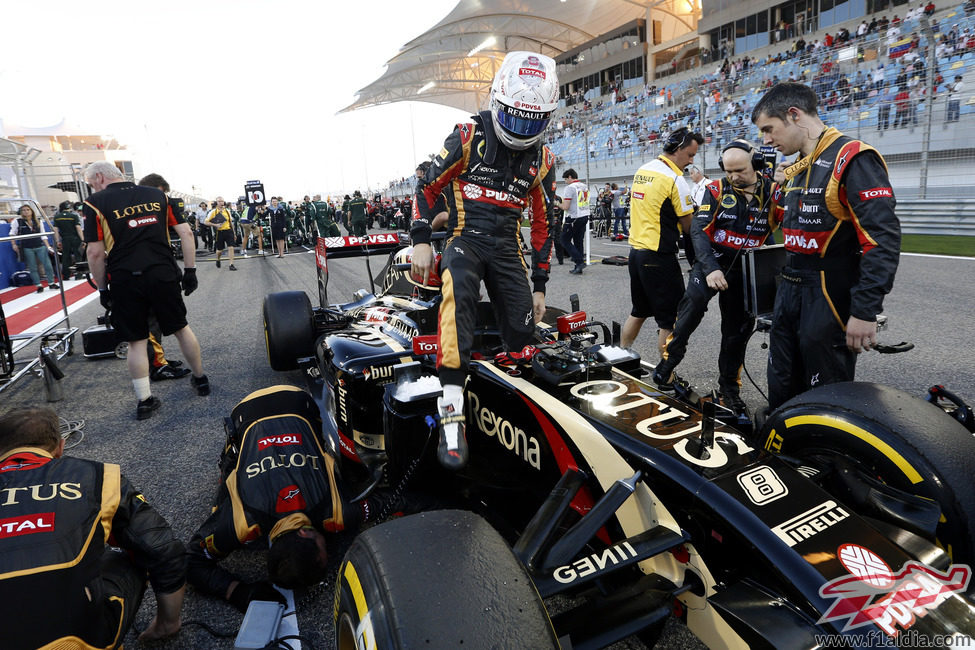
652 140 779 415
410 51 558 470
0 407 186 647
752 82 900 409
186 387 404 611
621 126 704 364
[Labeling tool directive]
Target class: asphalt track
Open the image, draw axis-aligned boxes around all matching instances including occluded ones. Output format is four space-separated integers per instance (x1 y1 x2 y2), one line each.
1 230 971 650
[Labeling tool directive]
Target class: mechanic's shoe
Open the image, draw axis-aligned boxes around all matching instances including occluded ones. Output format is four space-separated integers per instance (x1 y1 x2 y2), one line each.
136 396 161 420
215 258 221 268
191 374 211 396
168 359 184 368
49 283 60 290
150 364 192 382
569 263 585 275
653 365 689 392
228 264 238 271
720 393 750 417
437 397 468 470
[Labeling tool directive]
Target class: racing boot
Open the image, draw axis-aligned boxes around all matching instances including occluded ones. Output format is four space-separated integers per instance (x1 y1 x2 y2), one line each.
436 396 468 470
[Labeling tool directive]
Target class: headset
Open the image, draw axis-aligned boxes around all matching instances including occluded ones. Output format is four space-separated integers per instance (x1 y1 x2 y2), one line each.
662 127 691 154
718 139 765 172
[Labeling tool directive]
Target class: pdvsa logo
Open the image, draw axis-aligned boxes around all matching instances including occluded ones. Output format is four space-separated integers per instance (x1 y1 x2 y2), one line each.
463 183 483 200
784 233 821 250
257 434 303 450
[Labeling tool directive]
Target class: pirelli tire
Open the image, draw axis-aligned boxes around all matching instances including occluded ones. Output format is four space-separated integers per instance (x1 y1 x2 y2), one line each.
334 510 558 650
263 291 315 371
761 381 975 569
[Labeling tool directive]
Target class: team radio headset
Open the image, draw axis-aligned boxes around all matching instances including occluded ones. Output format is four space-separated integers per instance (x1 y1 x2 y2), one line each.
714 139 772 273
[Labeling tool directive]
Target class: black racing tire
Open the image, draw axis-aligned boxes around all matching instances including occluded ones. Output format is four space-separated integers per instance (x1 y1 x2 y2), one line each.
334 510 558 650
262 291 315 371
760 381 975 567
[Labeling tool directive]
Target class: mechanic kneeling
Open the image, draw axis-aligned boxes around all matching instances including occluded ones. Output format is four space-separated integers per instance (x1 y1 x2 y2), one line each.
187 386 402 610
0 407 186 647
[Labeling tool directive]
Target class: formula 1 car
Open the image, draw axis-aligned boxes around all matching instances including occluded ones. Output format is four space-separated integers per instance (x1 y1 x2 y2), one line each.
263 234 975 649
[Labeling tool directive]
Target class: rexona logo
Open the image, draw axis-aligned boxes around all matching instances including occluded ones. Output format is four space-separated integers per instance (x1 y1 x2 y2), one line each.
467 391 541 469
859 187 893 200
553 541 638 583
771 500 849 546
257 434 303 450
0 512 54 538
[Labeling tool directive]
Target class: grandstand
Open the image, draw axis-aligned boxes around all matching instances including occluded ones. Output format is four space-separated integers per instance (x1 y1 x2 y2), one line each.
365 0 975 206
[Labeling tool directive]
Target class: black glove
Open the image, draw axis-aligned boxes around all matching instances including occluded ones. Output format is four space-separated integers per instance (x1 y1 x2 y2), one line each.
99 290 112 311
181 267 198 296
227 580 286 613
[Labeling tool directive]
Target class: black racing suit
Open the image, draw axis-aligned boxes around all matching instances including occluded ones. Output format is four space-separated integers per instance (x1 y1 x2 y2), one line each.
0 448 185 649
658 176 778 397
187 388 369 598
768 127 900 409
411 111 557 387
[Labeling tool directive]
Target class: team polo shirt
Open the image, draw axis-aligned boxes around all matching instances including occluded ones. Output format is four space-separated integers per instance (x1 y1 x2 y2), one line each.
559 181 592 219
206 208 233 231
629 156 695 253
83 181 180 274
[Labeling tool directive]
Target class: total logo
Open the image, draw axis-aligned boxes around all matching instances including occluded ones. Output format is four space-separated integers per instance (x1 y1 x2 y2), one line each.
0 512 54 539
463 184 484 200
859 187 893 200
257 434 303 450
412 336 438 355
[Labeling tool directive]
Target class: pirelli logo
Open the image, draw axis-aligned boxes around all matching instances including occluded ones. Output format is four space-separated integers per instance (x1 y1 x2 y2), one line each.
771 500 850 547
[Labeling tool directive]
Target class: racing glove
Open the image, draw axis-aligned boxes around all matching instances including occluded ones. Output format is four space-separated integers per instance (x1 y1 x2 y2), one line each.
181 267 198 296
99 290 112 311
227 580 286 613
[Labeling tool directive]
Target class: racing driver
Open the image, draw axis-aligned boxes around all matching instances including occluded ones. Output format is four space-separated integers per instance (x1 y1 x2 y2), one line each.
752 83 900 409
410 51 559 470
652 140 779 416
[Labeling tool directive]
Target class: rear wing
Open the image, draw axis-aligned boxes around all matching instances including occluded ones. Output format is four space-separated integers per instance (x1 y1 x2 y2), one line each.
315 233 409 307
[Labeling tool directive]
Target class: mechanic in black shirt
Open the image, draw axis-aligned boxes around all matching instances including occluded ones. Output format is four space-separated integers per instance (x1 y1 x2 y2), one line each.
411 51 558 470
0 406 186 647
83 161 209 420
652 141 779 415
752 83 900 409
187 386 402 610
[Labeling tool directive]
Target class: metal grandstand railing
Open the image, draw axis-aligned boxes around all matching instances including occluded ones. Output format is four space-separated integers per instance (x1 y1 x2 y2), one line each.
544 3 975 206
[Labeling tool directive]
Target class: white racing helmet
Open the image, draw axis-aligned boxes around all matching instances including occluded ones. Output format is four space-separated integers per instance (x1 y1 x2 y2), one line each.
490 51 559 150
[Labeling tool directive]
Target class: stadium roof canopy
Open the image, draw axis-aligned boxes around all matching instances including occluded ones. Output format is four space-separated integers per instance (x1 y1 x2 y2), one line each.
341 0 658 115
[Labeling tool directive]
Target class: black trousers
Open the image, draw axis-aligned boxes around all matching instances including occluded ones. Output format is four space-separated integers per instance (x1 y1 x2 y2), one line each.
437 232 534 387
561 216 588 264
93 547 148 648
767 268 857 409
660 264 753 396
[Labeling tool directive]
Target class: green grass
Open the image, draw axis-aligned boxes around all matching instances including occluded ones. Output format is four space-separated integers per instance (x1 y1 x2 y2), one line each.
900 234 975 257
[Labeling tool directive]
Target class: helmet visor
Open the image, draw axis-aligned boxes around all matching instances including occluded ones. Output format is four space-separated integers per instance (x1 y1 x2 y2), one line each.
495 102 551 137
